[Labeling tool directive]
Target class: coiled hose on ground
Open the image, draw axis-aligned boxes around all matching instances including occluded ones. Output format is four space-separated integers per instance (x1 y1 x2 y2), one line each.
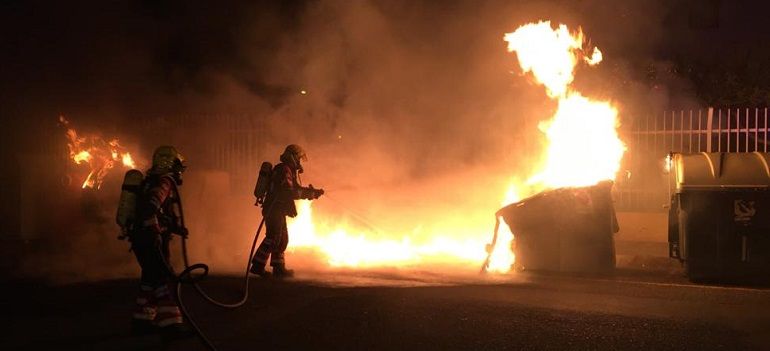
171 184 274 351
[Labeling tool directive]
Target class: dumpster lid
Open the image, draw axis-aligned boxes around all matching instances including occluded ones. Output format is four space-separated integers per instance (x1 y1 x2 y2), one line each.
673 152 770 191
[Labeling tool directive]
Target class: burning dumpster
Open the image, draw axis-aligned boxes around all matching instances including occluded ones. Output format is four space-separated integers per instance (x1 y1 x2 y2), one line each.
668 152 770 282
496 181 619 273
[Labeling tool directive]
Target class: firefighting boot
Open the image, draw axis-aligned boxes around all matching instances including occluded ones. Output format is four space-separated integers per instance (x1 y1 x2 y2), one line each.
131 285 158 335
160 322 194 340
153 284 193 338
272 265 295 278
249 263 272 278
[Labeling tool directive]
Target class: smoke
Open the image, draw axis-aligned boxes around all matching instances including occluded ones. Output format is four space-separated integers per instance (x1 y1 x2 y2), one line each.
1 0 737 282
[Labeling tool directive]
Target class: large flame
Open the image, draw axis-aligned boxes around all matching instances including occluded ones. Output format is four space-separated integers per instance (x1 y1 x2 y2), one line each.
485 183 520 272
277 21 624 273
60 116 137 189
530 94 624 188
286 182 519 271
288 200 490 268
505 21 625 190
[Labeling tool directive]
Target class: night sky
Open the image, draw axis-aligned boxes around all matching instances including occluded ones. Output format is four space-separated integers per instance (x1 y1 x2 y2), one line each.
1 0 769 165
2 1 767 112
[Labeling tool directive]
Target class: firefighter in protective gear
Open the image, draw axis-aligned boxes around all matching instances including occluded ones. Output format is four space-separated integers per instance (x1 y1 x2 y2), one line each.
128 145 190 335
250 144 324 278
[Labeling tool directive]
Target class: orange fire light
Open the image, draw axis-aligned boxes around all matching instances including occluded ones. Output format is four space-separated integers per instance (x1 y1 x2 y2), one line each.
60 116 137 189
281 21 625 273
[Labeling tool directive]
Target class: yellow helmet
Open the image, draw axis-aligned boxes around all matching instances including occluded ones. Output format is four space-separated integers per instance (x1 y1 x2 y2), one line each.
151 145 186 174
280 144 307 171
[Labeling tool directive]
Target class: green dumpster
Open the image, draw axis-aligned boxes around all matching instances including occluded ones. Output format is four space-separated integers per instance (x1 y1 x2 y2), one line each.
497 180 619 274
668 152 770 282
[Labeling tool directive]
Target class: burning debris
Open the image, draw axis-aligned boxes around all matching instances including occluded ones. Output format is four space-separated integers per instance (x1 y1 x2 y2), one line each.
497 181 619 273
59 116 137 189
483 22 626 273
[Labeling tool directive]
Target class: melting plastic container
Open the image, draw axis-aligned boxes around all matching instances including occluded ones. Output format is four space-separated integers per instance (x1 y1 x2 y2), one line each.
497 180 618 274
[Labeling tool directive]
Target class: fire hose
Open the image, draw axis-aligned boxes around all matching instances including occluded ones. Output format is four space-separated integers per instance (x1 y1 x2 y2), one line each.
167 183 275 351
173 222 265 351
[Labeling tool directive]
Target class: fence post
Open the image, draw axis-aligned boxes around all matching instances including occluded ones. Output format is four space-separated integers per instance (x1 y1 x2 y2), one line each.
746 107 750 152
698 109 703 151
689 110 693 153
727 109 732 152
755 108 759 152
706 107 714 152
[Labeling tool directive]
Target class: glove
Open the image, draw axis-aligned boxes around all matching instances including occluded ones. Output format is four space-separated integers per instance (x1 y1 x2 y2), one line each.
308 184 324 199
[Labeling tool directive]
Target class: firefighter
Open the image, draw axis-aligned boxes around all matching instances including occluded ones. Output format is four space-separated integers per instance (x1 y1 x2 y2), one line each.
129 145 190 335
250 144 324 278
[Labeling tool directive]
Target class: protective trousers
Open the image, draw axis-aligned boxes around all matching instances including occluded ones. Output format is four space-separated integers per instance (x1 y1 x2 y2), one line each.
131 230 174 287
252 213 289 268
130 230 183 327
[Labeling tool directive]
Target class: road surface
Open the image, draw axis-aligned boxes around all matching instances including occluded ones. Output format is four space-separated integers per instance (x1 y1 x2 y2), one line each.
6 269 770 350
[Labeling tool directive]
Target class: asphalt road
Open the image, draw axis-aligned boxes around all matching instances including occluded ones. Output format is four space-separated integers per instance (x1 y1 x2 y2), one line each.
5 269 770 351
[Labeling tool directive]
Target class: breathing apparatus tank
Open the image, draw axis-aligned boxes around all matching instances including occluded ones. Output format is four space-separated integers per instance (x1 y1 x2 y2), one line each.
253 161 273 206
116 169 144 238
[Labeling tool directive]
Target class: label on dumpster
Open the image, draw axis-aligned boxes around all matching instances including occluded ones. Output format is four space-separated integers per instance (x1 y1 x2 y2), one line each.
734 199 756 225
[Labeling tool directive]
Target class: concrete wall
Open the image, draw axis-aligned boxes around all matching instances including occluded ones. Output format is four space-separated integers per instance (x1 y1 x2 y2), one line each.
615 212 668 243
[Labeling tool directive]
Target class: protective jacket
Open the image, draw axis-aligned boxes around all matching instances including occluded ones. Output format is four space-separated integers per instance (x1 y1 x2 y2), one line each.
263 162 317 217
136 174 182 236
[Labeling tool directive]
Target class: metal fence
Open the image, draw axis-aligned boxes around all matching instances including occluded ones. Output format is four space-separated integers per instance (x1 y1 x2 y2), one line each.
168 114 268 195
616 107 770 211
